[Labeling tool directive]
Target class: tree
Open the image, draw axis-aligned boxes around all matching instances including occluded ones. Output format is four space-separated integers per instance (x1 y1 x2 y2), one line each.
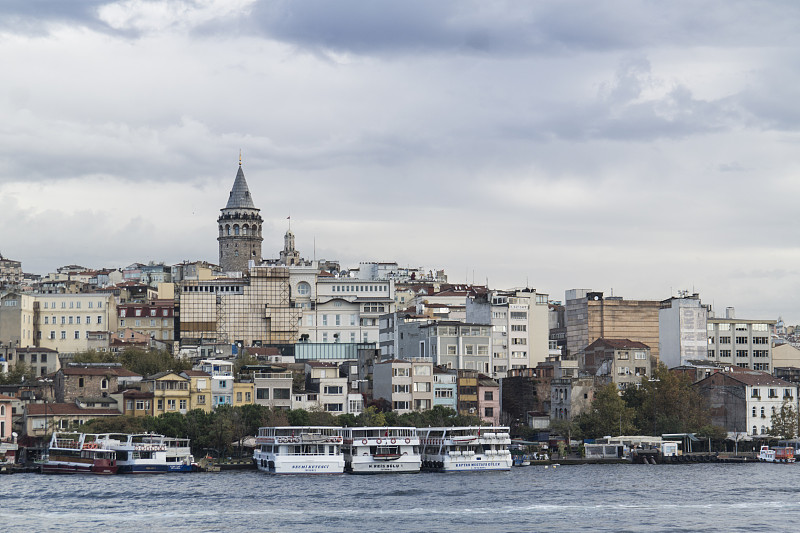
0 362 35 385
578 383 637 438
635 363 710 435
769 398 798 439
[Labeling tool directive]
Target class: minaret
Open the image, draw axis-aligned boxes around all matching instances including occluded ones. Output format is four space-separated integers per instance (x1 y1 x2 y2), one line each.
218 155 263 272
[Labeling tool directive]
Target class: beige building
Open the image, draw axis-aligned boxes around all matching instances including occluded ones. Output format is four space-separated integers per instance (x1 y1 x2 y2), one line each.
0 255 23 286
565 290 660 368
33 293 117 354
0 291 36 348
179 266 299 346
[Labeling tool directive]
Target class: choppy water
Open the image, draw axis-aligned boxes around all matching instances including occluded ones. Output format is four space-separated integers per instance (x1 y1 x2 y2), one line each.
2 463 799 532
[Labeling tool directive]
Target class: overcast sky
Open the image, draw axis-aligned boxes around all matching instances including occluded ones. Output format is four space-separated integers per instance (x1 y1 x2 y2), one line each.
1 1 799 323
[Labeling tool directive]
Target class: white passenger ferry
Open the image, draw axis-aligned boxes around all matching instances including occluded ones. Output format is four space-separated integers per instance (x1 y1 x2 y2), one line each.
419 426 513 472
95 433 169 474
142 435 196 472
341 427 421 474
254 426 344 474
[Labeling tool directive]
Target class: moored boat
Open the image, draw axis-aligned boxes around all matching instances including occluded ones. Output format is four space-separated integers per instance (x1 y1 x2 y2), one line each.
42 433 117 475
420 426 513 472
96 433 169 474
759 445 795 463
341 427 421 474
254 426 344 474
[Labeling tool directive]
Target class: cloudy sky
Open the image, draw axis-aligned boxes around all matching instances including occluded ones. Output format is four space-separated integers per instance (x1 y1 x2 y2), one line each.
1 1 799 323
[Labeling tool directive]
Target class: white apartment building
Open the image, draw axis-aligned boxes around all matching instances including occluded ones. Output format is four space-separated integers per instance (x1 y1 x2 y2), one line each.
659 294 709 368
466 288 550 377
292 271 395 345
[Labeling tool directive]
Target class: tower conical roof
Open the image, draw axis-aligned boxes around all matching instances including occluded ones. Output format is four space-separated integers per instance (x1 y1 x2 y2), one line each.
225 165 256 209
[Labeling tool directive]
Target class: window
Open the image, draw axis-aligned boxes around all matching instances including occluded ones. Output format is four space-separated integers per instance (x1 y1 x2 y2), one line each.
44 317 49 325
167 399 176 410
157 399 164 410
769 388 778 398
465 345 474 355
708 350 715 358
751 388 760 398
413 382 431 392
735 324 748 331
197 395 206 405
392 401 410 410
60 331 66 340
511 338 527 345
736 350 748 358
273 388 291 400
736 336 749 344
618 351 629 360
78 378 85 388
324 386 343 395
511 324 527 332
393 384 410 394
447 345 457 355
41 354 47 363
484 391 493 401
761 407 766 418
484 407 494 418
101 379 108 390
256 388 269 400
322 315 328 326
325 403 343 412
719 337 731 344
392 368 410 377
752 406 757 417
413 365 431 376
510 311 527 320
74 331 80 339
719 350 731 358
180 400 187 410
97 316 102 324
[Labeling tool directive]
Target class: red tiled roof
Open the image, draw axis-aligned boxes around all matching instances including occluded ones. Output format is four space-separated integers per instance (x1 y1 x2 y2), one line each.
26 403 120 416
0 394 15 401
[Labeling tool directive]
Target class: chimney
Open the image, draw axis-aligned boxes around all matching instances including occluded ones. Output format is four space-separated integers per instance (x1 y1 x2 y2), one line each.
725 307 735 319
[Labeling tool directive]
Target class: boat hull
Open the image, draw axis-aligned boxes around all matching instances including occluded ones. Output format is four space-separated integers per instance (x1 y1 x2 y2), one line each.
423 455 513 472
347 457 421 474
254 453 344 474
42 460 118 475
117 463 170 474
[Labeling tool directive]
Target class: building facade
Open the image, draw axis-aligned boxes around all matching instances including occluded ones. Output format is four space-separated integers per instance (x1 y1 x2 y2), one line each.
659 294 709 368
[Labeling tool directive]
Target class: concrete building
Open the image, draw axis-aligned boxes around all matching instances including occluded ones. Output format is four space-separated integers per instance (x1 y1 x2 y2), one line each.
565 289 660 367
305 362 348 414
399 320 493 375
694 367 798 437
705 309 775 372
179 266 299 346
218 160 263 273
117 300 176 348
583 338 652 391
11 347 60 378
659 293 710 368
0 254 22 287
253 369 294 410
550 377 594 421
373 358 434 413
466 288 550 377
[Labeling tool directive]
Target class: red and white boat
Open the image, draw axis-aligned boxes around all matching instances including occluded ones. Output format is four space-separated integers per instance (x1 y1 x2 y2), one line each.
759 445 795 463
42 433 118 474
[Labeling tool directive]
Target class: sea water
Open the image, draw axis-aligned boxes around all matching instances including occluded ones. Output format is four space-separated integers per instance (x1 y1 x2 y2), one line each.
1 463 797 532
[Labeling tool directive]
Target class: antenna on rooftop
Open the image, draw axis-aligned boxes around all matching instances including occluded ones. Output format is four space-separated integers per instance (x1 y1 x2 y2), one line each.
239 149 242 166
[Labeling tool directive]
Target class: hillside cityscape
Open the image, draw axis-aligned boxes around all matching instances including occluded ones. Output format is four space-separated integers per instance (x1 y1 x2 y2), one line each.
2 160 800 464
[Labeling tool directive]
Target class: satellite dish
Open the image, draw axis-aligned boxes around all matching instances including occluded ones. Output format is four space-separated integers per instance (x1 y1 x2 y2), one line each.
11 432 18 438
